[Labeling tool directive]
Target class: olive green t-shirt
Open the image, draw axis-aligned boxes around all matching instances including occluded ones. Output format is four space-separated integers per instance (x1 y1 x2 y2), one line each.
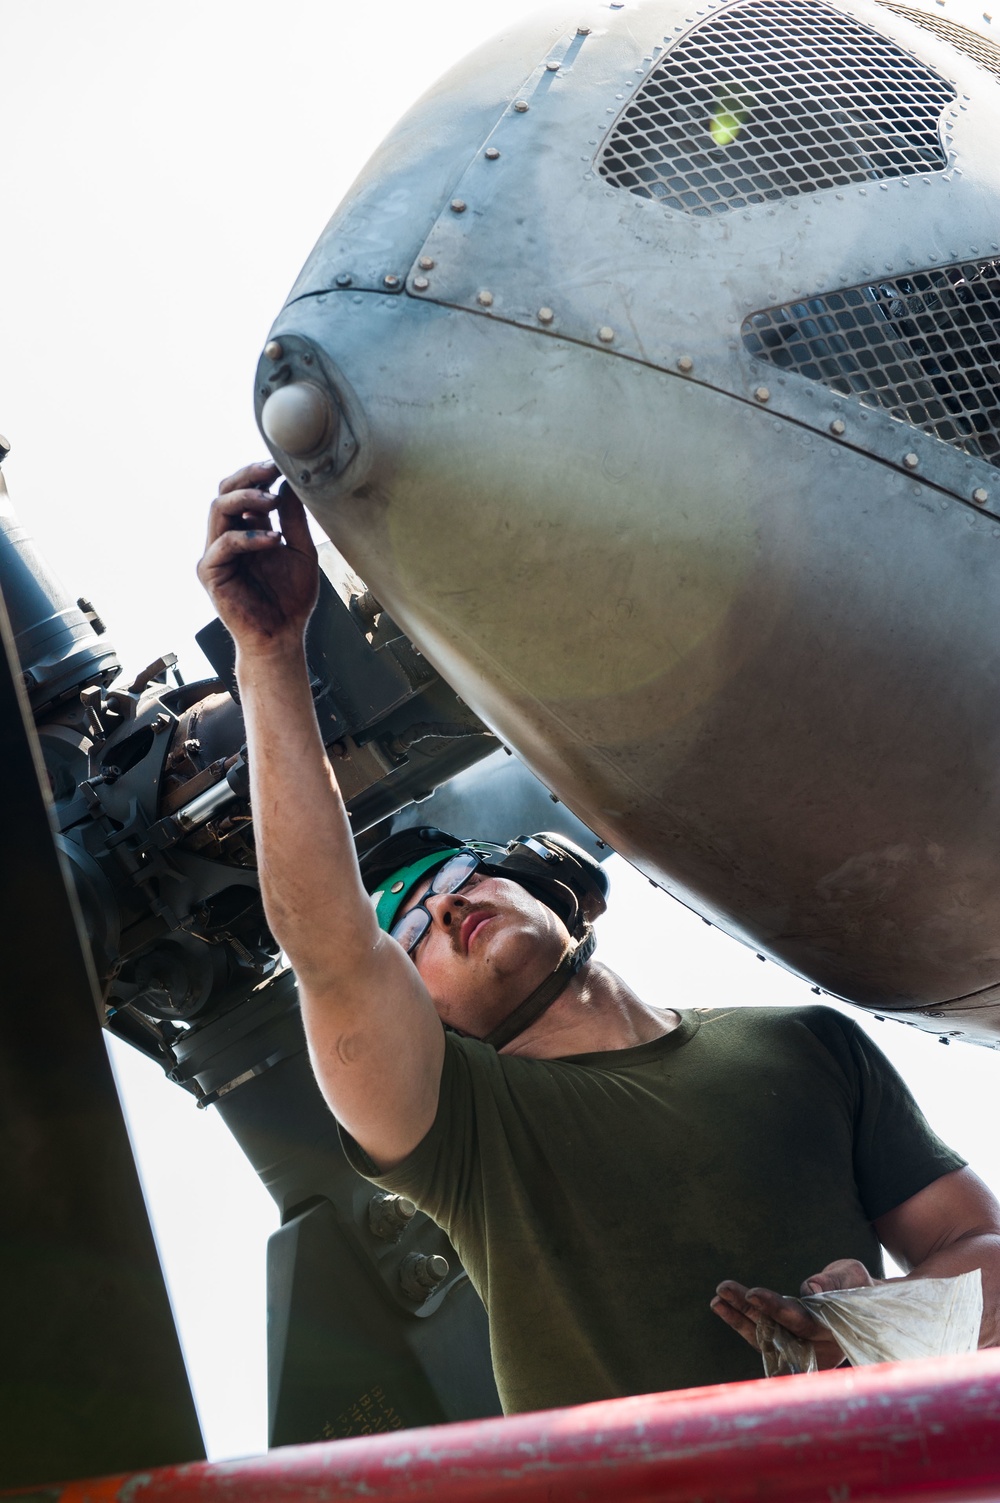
344 1006 964 1413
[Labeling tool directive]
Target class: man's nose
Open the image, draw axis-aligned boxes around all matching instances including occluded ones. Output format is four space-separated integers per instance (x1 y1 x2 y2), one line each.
424 891 468 929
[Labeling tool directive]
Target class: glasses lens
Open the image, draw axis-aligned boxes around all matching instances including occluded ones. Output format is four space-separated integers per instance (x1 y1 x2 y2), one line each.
430 850 480 896
391 907 431 953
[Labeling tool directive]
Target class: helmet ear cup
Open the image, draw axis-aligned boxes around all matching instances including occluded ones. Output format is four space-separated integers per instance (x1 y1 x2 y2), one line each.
499 832 610 931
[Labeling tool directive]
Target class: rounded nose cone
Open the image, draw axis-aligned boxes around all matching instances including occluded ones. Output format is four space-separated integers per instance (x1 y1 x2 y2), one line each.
261 381 334 457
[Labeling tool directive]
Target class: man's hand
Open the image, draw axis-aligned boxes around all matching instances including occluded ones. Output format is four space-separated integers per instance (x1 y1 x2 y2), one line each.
197 461 319 654
711 1258 877 1370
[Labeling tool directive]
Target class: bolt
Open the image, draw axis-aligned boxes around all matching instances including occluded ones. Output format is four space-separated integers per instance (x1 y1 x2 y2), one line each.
546 60 561 71
537 306 555 324
830 418 846 436
598 325 615 342
384 274 401 289
400 1251 450 1301
413 275 430 291
264 339 283 361
477 290 494 307
577 25 591 34
754 386 770 403
514 99 529 112
418 256 435 270
369 1192 417 1242
335 273 352 287
677 355 693 372
485 146 501 160
451 198 467 213
973 487 989 504
903 452 919 470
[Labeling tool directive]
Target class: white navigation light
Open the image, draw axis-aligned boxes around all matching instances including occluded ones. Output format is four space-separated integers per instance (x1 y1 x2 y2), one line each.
261 382 333 457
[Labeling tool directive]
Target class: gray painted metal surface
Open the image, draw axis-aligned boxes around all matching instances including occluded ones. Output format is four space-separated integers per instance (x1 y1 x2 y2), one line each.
258 0 1000 1045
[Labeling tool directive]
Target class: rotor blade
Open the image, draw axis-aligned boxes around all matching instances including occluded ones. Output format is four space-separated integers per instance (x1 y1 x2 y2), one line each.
0 584 204 1487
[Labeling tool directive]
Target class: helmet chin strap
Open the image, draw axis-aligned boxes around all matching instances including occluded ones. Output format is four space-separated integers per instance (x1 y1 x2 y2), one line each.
478 924 597 1051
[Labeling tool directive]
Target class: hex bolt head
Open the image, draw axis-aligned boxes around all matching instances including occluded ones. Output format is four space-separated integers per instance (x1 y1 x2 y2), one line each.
973 487 989 505
677 355 694 372
485 146 501 160
369 1192 417 1242
263 339 283 361
383 273 401 289
514 99 530 112
450 198 467 213
477 290 494 307
413 275 430 291
598 325 615 342
754 386 770 403
537 307 555 324
418 256 435 270
400 1251 450 1301
830 418 846 436
903 452 920 470
335 273 353 287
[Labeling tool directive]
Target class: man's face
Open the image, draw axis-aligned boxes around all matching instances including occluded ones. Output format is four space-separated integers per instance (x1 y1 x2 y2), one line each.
394 868 568 1039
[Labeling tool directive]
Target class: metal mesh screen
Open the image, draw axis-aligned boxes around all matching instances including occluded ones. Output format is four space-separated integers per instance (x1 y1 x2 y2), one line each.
599 0 953 216
876 3 1000 81
742 259 1000 466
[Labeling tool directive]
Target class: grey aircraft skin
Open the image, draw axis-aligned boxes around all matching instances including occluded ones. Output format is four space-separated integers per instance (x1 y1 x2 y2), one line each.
256 0 1000 1046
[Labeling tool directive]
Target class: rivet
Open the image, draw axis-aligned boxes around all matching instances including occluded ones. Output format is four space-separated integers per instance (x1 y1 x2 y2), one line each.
537 307 555 324
677 355 694 372
384 274 401 289
391 880 406 894
973 487 989 504
754 385 770 403
298 470 311 484
546 60 561 71
514 99 530 112
450 198 467 213
264 339 283 361
477 290 494 307
598 325 615 342
413 276 430 291
830 418 846 436
903 452 919 470
335 273 353 287
485 146 501 160
418 256 435 270
302 353 313 365
577 25 591 33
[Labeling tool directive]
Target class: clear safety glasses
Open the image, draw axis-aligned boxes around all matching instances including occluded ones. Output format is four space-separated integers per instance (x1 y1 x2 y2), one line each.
389 850 482 954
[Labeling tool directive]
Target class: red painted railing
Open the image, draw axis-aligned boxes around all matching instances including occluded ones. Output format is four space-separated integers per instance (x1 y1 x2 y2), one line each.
15 1350 1000 1503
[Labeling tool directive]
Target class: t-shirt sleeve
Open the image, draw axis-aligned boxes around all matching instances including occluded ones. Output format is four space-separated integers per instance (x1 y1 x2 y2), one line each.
811 1010 966 1221
339 1031 486 1238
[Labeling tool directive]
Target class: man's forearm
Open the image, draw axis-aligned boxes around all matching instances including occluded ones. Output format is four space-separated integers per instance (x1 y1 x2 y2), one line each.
236 640 377 984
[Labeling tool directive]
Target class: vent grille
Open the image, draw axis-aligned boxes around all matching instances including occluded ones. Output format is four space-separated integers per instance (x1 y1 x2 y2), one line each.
876 3 1000 81
742 260 1000 466
599 0 953 217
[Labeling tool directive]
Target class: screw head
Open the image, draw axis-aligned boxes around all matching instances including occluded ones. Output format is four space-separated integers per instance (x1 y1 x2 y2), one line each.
418 256 435 270
383 273 401 289
598 326 615 342
335 273 352 287
514 99 529 112
477 290 494 307
754 385 770 403
903 452 920 470
450 198 467 213
546 60 561 71
413 275 430 291
537 307 555 324
263 339 283 361
973 487 989 504
577 24 591 33
830 418 846 436
485 146 501 160
677 355 694 372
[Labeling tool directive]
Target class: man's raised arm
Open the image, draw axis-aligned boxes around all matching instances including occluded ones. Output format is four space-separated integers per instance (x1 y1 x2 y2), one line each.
197 462 445 1169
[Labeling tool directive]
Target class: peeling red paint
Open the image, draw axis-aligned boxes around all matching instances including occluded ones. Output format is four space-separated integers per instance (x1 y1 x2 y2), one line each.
7 1351 1000 1503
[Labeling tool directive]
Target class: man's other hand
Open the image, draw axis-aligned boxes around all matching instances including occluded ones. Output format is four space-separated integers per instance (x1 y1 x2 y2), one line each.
197 461 319 654
711 1258 876 1369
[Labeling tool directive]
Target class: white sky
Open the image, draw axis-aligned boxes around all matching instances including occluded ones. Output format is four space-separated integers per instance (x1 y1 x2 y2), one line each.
5 0 1000 1465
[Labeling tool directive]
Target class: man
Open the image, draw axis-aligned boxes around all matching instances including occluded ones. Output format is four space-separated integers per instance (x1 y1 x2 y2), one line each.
199 460 1000 1412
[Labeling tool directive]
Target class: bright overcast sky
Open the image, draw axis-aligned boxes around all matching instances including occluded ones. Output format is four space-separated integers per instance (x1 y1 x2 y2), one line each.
5 0 1000 1464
